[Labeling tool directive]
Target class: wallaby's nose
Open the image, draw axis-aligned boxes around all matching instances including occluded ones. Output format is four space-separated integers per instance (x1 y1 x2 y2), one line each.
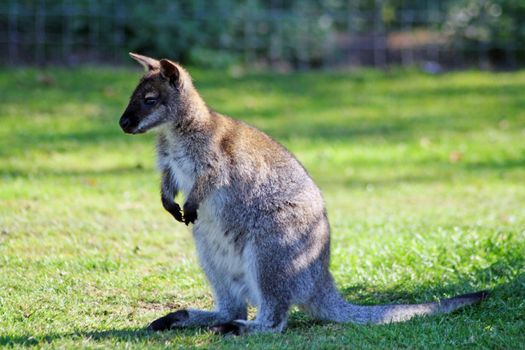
119 117 131 130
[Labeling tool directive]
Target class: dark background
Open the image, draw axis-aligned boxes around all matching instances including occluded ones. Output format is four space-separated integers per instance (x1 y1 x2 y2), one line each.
1 0 524 70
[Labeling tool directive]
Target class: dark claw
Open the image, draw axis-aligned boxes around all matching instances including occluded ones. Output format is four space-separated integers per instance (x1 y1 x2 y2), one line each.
169 204 183 222
148 310 189 331
183 202 198 225
162 198 183 223
211 321 243 336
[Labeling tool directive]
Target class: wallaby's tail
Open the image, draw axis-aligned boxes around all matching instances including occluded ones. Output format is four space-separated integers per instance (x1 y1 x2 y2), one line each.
308 287 489 325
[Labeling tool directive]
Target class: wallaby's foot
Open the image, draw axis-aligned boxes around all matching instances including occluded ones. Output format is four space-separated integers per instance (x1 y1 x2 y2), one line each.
212 319 285 336
148 310 189 331
211 320 245 336
148 309 246 331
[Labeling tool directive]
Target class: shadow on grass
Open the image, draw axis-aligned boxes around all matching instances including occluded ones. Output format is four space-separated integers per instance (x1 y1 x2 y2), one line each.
2 272 523 347
0 164 152 179
465 158 525 171
291 272 525 331
0 329 150 347
0 328 222 348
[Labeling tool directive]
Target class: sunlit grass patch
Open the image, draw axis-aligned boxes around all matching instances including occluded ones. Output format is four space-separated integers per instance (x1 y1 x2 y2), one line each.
0 67 524 349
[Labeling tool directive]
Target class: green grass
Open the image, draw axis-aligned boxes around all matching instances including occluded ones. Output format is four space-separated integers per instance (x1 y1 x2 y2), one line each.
0 66 524 349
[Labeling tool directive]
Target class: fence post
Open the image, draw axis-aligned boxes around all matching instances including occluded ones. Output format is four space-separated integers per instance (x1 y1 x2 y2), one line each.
35 0 46 65
62 0 73 65
243 0 257 67
113 0 125 63
426 0 440 64
8 0 19 65
269 0 283 69
401 9 414 66
88 0 98 62
346 0 358 67
294 1 309 70
373 0 386 68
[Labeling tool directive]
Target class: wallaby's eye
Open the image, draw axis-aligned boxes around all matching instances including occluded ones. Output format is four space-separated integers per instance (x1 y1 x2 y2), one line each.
144 97 157 106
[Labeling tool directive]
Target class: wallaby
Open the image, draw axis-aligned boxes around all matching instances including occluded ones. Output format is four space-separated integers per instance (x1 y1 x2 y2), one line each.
119 53 488 335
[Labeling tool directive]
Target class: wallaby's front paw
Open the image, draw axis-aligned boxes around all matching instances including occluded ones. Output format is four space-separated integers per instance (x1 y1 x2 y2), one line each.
183 202 198 225
147 310 189 331
162 198 184 223
169 203 184 222
211 320 245 336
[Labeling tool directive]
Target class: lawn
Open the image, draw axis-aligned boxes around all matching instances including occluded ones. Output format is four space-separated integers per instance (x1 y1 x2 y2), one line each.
0 66 524 349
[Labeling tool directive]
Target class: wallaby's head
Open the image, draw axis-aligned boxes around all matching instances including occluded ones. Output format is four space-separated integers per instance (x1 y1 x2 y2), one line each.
119 53 189 134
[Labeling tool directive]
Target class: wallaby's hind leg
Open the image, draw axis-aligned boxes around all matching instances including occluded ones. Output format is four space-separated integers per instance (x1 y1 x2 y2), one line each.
300 278 352 323
148 285 247 331
212 243 293 335
213 296 290 335
148 245 247 331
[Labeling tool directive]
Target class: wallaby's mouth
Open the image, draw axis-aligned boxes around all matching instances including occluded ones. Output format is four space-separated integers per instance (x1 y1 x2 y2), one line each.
122 127 145 135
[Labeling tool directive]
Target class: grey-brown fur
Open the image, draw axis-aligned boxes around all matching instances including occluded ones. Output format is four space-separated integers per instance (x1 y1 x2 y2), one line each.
119 53 488 335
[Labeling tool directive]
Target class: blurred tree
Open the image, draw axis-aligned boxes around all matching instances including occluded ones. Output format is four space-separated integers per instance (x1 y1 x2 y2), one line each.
0 0 523 68
444 0 525 66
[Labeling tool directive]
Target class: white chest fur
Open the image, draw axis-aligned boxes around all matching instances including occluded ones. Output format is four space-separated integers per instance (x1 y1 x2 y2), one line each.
157 133 195 197
168 157 194 196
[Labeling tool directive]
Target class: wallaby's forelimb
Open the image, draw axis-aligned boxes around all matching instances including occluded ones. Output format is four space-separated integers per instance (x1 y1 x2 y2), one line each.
161 168 183 222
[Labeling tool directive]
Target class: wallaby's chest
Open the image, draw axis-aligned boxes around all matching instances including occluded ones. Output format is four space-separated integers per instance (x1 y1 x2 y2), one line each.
158 144 195 196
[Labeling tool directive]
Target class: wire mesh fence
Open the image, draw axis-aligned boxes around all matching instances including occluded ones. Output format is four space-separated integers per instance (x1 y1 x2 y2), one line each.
0 0 523 70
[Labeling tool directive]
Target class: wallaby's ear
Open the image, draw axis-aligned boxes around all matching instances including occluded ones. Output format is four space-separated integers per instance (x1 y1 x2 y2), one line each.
160 59 180 86
129 52 159 71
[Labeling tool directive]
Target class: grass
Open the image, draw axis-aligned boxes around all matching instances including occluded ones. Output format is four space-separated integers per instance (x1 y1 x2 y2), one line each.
0 65 524 349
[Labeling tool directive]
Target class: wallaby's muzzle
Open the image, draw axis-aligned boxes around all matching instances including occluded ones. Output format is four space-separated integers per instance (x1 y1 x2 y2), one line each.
119 115 132 133
119 110 142 134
